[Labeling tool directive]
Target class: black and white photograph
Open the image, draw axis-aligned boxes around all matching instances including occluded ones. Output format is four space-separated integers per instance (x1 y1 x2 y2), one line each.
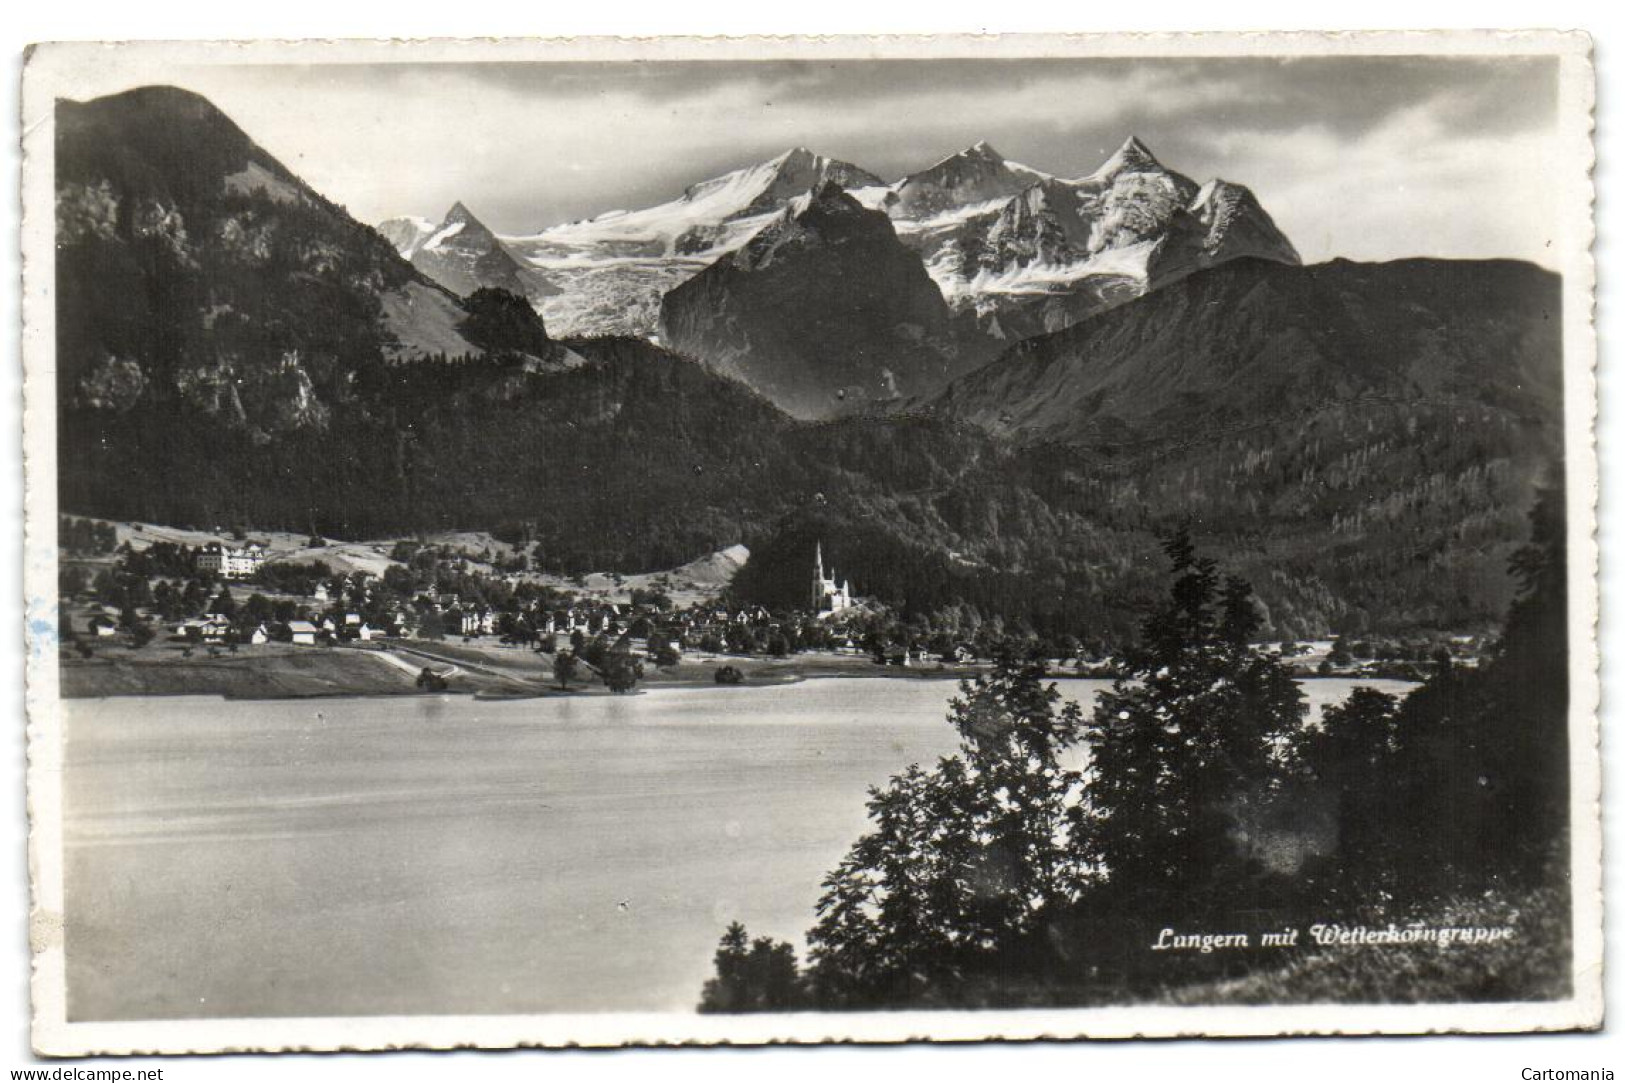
19 31 1599 1054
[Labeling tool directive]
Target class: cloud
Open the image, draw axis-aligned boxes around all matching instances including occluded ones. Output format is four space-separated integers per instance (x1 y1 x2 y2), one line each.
63 54 1560 264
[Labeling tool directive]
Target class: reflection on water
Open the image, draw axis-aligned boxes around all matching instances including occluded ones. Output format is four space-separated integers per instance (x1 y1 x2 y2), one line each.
63 676 1412 1021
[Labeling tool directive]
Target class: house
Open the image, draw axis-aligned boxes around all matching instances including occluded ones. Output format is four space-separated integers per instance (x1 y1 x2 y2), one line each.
88 614 118 638
355 623 382 642
180 615 231 643
249 623 271 646
286 620 319 646
196 542 267 579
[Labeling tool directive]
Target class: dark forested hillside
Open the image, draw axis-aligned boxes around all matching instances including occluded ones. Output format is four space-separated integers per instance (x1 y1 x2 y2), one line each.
922 257 1561 447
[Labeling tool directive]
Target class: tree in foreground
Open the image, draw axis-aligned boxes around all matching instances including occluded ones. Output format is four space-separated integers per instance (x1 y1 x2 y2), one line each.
805 653 1086 1007
699 515 1571 1009
1294 484 1570 899
697 923 804 1013
1077 529 1306 920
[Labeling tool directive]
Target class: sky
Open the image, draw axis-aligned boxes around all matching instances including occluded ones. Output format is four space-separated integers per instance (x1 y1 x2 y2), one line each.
58 54 1562 265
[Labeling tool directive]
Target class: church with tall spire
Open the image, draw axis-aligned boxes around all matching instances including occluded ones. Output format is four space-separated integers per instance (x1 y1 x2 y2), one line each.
812 542 854 618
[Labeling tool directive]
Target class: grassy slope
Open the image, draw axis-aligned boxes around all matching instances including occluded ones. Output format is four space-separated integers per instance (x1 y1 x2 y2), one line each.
62 644 420 699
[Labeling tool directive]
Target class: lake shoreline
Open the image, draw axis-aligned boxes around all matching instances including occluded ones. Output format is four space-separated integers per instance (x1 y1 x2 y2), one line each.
57 641 1416 702
57 641 1005 701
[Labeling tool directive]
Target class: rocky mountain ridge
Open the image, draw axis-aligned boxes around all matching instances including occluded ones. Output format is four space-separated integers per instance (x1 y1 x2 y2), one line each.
659 182 996 418
56 85 565 444
377 202 558 307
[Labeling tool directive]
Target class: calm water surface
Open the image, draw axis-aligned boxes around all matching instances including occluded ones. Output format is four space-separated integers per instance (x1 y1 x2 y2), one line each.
63 676 1412 1020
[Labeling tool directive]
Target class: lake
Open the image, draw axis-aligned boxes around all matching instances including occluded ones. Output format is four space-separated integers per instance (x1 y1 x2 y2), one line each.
62 676 1414 1021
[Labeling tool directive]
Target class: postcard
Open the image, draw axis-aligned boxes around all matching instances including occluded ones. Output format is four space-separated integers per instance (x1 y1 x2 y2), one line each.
20 31 1599 1054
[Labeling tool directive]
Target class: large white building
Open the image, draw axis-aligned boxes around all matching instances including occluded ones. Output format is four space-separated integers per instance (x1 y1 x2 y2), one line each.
197 542 267 579
812 542 854 618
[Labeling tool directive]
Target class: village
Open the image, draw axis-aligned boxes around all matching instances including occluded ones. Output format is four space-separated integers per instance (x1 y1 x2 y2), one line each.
56 516 1473 699
55 518 1013 699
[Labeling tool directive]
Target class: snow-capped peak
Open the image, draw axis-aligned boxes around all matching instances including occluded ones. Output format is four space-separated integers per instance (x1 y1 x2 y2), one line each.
769 146 818 166
673 148 882 219
891 142 1044 219
916 140 1007 175
1084 136 1165 183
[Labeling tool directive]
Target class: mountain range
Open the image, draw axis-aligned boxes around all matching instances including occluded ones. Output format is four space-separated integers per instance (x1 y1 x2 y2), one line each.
54 86 1564 641
378 135 1298 418
381 136 1299 351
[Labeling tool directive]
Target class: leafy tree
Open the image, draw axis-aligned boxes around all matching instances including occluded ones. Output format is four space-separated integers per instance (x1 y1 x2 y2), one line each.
603 650 642 694
580 634 610 669
1292 687 1404 898
806 655 1085 1006
1480 483 1570 866
553 651 578 691
727 625 761 655
698 923 805 1013
1294 485 1569 897
210 588 237 618
714 665 744 685
630 587 672 611
648 633 681 669
1077 529 1305 917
